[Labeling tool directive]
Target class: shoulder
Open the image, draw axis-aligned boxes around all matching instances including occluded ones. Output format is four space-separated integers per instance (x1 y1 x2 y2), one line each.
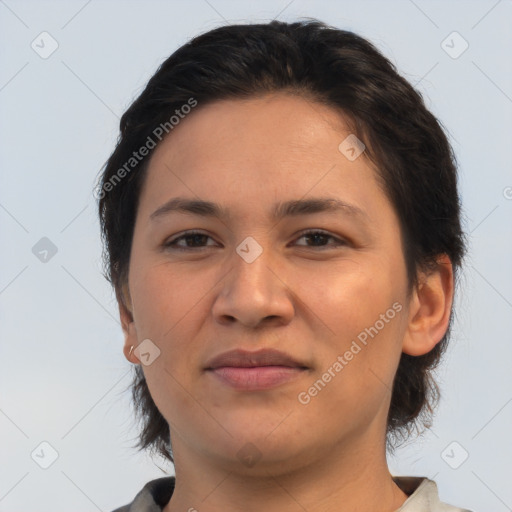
110 476 175 512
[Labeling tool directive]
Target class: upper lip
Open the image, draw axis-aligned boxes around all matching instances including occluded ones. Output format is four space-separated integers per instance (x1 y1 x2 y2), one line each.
205 348 308 369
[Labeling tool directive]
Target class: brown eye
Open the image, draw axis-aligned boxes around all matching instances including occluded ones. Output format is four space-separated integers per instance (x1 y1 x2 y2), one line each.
164 231 217 251
294 230 347 249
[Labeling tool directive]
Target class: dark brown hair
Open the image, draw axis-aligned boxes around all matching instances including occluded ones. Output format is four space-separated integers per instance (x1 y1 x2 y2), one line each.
97 18 466 463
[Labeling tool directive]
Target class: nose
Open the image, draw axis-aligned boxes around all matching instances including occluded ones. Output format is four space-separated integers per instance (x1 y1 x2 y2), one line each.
211 241 295 329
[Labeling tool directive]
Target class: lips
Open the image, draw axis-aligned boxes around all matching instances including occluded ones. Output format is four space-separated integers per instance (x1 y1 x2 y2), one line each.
205 348 308 370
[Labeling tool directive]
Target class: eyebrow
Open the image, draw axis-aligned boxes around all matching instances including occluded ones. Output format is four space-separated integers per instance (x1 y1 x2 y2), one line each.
149 196 369 223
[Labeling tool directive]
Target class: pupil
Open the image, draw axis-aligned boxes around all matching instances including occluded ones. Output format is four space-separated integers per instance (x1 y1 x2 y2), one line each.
191 234 205 246
308 234 326 245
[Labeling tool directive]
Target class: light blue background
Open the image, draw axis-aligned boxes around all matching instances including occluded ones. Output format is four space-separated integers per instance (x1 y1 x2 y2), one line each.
1 1 511 511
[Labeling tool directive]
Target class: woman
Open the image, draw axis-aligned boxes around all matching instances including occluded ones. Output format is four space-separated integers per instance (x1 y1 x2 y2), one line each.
97 18 472 512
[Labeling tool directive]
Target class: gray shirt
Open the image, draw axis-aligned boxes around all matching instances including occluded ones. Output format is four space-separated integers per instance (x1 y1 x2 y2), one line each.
111 475 473 511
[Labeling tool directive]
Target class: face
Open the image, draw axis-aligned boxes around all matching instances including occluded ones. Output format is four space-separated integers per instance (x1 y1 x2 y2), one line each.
121 92 414 473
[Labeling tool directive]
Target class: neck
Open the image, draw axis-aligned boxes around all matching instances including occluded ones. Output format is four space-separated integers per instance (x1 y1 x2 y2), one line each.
163 431 408 512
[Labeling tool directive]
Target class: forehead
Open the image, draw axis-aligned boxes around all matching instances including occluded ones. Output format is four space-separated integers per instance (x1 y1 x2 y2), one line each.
137 93 392 227
150 92 353 167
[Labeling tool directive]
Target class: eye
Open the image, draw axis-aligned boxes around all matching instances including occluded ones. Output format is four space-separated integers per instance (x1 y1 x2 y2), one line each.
163 231 217 251
293 229 347 250
163 229 347 252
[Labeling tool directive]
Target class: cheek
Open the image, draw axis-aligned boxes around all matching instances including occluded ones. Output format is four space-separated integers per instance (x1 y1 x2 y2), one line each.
130 259 201 338
298 258 406 391
300 257 401 333
132 264 203 414
129 260 213 390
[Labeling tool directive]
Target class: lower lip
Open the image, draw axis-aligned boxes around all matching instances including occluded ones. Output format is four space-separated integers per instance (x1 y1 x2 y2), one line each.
208 366 307 390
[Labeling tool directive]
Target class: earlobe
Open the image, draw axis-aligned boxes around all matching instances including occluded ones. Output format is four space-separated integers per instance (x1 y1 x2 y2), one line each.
117 284 140 365
402 255 454 357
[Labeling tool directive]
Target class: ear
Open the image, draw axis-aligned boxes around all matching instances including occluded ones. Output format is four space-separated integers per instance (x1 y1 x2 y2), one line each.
402 254 454 356
117 282 140 365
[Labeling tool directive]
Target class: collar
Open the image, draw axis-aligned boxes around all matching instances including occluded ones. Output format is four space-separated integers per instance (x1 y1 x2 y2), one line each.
115 475 471 511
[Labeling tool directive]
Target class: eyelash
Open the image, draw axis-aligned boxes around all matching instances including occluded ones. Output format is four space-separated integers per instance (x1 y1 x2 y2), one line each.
163 229 347 252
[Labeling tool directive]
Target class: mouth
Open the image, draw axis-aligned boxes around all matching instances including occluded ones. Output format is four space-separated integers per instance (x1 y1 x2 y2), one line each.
207 366 307 390
205 348 309 391
205 348 308 370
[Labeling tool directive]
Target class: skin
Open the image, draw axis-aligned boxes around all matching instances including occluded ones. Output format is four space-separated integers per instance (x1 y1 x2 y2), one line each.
118 92 454 512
